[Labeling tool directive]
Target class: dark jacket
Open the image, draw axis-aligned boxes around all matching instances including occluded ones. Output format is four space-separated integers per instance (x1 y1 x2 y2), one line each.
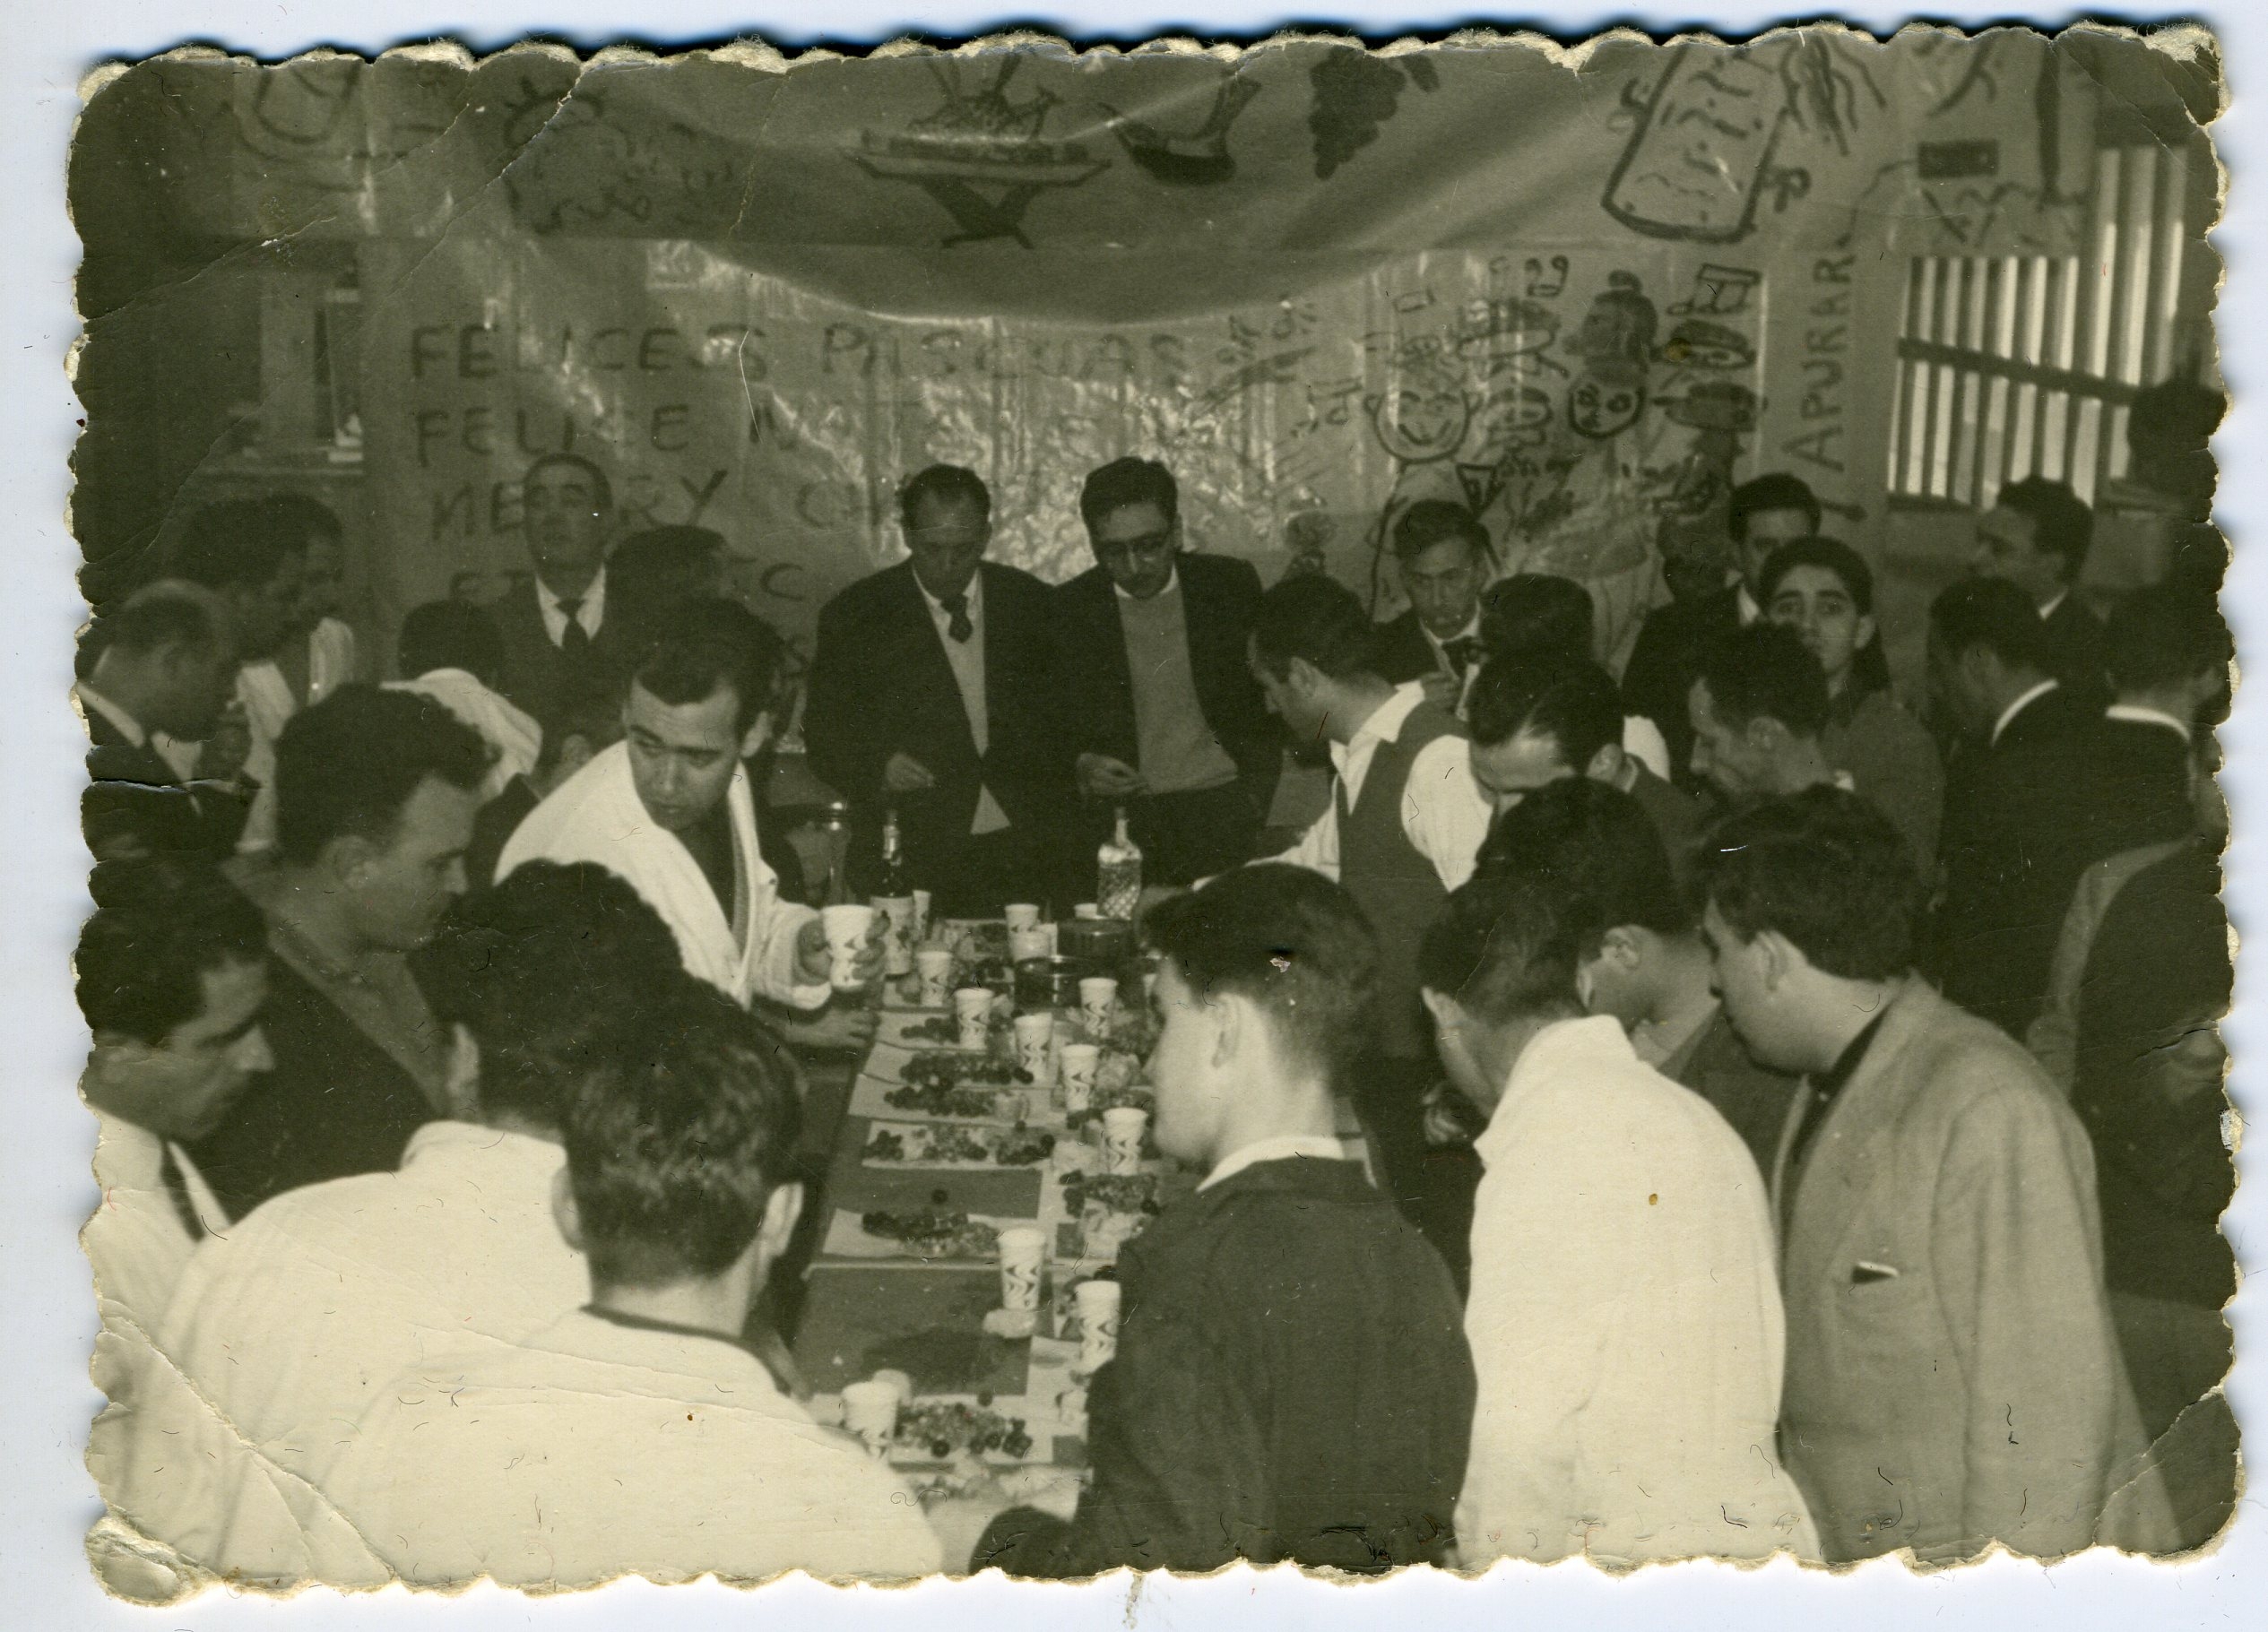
803 560 1071 890
82 706 247 865
2040 593 2110 704
1660 1007 1801 1182
1053 554 1277 797
1369 608 1445 687
489 578 623 737
975 1155 1474 1576
2092 714 2195 850
1620 586 1744 788
1935 686 2187 1039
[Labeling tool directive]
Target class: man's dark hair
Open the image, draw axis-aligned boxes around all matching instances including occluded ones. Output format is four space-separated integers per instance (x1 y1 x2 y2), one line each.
1694 785 1919 981
898 463 991 529
1727 472 1822 543
1994 476 2094 583
630 597 782 735
75 859 265 1046
611 526 724 600
172 499 304 592
1079 457 1179 534
1696 622 1830 739
1251 573 1379 680
1390 499 1490 566
1478 574 1594 667
1416 871 1585 1028
2105 582 2233 694
523 453 612 514
1757 535 1892 698
565 975 804 1290
1467 653 1623 768
1928 576 2049 674
431 861 683 1129
1472 775 1693 943
261 492 342 548
273 684 490 867
396 600 506 689
97 583 224 661
1145 863 1379 1081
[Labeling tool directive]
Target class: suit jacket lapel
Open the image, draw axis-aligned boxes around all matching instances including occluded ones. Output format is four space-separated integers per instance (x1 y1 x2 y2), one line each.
1781 981 1929 1293
893 566 980 764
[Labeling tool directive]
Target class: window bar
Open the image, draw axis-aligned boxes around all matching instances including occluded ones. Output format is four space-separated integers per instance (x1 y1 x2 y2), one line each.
2008 255 2049 485
1929 257 1963 497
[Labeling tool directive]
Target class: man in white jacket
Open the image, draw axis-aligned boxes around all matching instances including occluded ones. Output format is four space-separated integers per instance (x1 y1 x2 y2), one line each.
499 599 870 1008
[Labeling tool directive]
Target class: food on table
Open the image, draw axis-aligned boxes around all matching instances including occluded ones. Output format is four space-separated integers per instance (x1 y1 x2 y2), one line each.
895 1397 1035 1462
863 1121 1058 1167
881 1049 1033 1117
856 1207 1002 1259
900 1014 965 1044
1060 1170 1163 1219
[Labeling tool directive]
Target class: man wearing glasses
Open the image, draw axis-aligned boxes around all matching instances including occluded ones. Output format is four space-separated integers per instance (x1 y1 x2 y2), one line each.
1054 458 1277 885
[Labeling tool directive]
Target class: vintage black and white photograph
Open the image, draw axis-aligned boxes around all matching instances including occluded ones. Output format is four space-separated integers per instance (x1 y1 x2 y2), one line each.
59 17 2239 1602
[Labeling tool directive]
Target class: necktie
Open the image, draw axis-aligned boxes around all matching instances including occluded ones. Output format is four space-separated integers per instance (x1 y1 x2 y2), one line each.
159 1145 207 1239
556 597 593 661
1443 636 1482 679
941 591 973 643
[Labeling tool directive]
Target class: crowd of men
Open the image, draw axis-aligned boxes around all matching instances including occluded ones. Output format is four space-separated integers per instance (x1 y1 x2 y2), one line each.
76 445 2233 1585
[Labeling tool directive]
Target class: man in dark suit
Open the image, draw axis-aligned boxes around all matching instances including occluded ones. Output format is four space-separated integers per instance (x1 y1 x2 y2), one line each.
490 453 622 734
1928 579 2186 1040
2096 581 2229 843
1972 475 2108 703
1621 471 1819 787
1053 458 1277 885
78 583 250 864
1370 499 1491 708
803 464 1074 916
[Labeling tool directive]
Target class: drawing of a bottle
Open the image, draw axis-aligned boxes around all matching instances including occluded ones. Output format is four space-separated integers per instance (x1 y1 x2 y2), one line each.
1601 47 1806 244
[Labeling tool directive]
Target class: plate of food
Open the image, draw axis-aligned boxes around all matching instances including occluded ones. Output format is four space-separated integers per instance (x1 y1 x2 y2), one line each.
864 1120 1057 1170
889 1396 1040 1464
823 1205 1018 1262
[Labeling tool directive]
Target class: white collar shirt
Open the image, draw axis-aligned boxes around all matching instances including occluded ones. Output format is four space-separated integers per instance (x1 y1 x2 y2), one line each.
1992 678 2061 747
1198 1132 1351 1192
2105 703 2193 743
2038 588 2070 621
74 681 148 749
1268 683 1491 893
326 1309 944 1585
537 566 607 645
1459 1015 1815 1566
916 571 1010 833
1112 562 1179 602
1737 584 1762 626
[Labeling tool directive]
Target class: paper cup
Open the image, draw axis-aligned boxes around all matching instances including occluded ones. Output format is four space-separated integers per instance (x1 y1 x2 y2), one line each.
1008 926 1052 964
840 1380 899 1458
915 946 955 1008
869 1369 914 1407
1075 1280 1123 1373
821 903 876 990
910 889 932 946
997 1224 1047 1314
871 895 915 977
1058 1042 1100 1113
1078 977 1119 1039
953 986 992 1049
1012 1012 1056 1085
1003 903 1042 932
1102 1106 1147 1175
1074 902 1101 920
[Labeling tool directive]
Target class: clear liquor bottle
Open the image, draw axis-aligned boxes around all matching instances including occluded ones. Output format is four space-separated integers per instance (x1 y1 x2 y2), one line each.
1097 806 1143 921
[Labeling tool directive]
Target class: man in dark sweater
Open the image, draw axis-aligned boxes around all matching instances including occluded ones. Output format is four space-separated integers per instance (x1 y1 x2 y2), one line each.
949 865 1476 1576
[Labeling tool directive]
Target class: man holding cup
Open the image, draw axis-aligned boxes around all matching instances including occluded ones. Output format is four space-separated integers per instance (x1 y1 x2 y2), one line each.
501 604 879 1011
931 865 1475 1576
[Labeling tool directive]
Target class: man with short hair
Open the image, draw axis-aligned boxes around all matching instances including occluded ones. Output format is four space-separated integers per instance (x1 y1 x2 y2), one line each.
500 599 853 1010
1419 868 1813 1566
1695 787 2169 1562
1462 653 1703 885
1372 498 1493 710
328 976 944 1585
1928 579 2166 1037
805 464 1073 914
1973 475 2108 700
1476 572 1673 778
187 685 489 1218
955 866 1474 1576
78 582 249 864
1476 776 1797 1177
1250 573 1491 1275
2095 581 2230 843
490 453 621 732
1622 471 1820 783
1054 457 1276 884
385 599 541 803
116 863 682 1576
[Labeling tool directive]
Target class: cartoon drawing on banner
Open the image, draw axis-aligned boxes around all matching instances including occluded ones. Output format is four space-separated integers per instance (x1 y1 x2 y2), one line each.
1667 262 1762 316
1104 75 1262 186
506 85 748 236
853 56 1107 247
1308 48 1441 179
1566 272 1657 440
1364 350 1472 465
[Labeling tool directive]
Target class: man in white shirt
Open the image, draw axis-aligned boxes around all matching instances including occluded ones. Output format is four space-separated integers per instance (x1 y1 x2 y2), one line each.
123 861 688 1576
328 974 943 1585
1417 867 1814 1566
502 601 868 1008
1248 572 1492 1282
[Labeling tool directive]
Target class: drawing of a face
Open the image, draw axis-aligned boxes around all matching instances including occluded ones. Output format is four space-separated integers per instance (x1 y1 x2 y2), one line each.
1569 374 1646 439
1574 272 1658 389
1368 361 1471 463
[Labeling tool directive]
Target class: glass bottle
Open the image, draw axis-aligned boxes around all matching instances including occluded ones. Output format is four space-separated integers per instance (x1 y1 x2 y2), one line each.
1097 806 1143 921
872 807 915 977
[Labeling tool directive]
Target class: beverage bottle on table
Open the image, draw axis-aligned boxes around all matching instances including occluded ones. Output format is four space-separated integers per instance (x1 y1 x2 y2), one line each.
1097 805 1142 921
870 807 915 977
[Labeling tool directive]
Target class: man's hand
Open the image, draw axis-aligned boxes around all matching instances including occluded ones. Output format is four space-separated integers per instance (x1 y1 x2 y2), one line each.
768 1001 880 1058
195 704 252 784
1076 753 1147 800
1417 670 1461 712
884 752 938 794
